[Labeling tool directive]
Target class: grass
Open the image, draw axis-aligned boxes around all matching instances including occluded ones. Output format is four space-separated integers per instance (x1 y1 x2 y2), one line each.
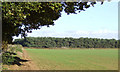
25 48 118 70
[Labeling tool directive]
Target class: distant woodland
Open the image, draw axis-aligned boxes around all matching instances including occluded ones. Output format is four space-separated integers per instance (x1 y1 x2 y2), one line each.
14 37 119 48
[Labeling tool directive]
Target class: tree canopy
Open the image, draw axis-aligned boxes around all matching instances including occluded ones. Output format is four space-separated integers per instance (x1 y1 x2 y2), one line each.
2 1 104 43
14 37 118 48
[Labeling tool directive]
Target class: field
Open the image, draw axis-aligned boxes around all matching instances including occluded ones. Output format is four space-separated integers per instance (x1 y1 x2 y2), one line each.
26 49 118 70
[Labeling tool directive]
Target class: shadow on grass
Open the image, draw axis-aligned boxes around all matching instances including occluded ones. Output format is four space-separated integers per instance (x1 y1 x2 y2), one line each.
3 52 29 66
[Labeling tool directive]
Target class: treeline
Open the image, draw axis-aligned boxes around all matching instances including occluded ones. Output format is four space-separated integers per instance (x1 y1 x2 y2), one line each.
14 37 119 48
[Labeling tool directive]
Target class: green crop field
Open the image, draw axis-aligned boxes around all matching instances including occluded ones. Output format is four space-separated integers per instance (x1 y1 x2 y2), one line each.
26 49 118 70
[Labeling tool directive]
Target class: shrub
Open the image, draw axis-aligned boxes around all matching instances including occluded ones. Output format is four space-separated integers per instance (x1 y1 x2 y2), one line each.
2 52 16 65
8 45 23 53
2 45 23 65
15 45 23 53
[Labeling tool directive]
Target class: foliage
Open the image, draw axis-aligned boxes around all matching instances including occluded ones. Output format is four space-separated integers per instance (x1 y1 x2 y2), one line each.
5 44 23 53
2 52 16 65
14 37 118 48
2 45 27 66
15 45 23 53
2 41 8 52
2 51 28 66
2 44 23 65
2 67 8 70
2 2 103 43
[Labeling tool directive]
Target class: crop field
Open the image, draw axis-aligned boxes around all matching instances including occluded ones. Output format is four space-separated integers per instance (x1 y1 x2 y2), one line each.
26 49 118 70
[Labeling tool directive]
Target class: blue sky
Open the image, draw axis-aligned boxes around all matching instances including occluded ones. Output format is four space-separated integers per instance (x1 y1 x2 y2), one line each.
14 2 118 40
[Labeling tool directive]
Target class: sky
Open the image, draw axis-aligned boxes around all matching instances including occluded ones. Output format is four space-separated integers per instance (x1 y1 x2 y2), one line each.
14 2 118 40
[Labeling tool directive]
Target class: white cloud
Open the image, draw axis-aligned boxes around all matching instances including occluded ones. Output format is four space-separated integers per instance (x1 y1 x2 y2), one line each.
13 26 118 40
24 29 118 40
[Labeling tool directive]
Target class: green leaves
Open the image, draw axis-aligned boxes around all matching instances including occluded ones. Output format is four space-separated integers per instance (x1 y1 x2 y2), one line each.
14 37 118 48
2 2 101 43
85 5 90 8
